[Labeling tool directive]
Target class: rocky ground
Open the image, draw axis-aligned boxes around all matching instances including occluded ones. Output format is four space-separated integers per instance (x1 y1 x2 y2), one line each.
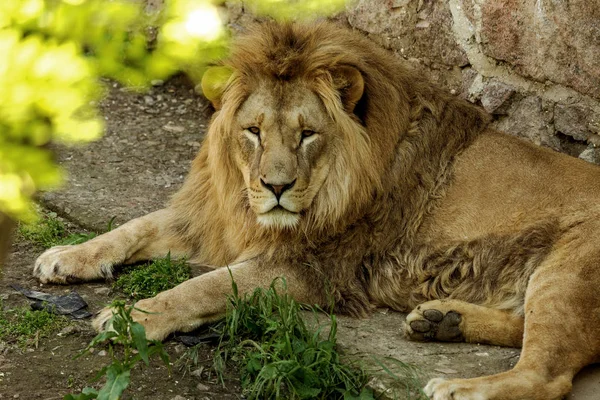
2 77 599 399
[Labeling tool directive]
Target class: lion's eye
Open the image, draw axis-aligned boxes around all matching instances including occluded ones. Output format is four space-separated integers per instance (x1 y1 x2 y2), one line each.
247 126 260 136
301 130 316 139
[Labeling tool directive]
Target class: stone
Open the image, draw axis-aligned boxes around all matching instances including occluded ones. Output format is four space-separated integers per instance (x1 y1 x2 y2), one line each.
579 145 600 165
493 95 559 150
466 73 484 103
196 383 209 391
163 124 186 133
460 68 479 100
479 0 600 99
143 96 155 106
347 0 468 66
57 325 80 337
480 79 516 114
93 286 111 295
434 367 459 374
554 103 596 142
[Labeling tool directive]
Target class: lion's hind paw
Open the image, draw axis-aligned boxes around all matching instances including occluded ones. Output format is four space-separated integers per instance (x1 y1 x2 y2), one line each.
404 300 464 342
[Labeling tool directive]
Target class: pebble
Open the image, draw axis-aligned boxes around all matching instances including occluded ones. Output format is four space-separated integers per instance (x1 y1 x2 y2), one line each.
169 396 186 400
97 350 107 356
94 287 111 295
173 344 187 354
163 124 185 133
196 383 209 391
434 367 458 374
190 367 203 377
58 325 79 337
144 96 155 106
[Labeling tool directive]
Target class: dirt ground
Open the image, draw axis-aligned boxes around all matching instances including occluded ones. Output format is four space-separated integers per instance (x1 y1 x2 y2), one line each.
2 78 599 399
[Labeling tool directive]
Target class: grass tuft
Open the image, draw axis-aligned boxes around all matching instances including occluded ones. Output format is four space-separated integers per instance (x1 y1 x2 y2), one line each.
17 212 106 248
113 254 191 300
212 277 375 400
0 302 69 346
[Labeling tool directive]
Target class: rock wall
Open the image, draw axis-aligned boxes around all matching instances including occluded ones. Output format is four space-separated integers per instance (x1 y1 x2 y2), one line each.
344 0 600 162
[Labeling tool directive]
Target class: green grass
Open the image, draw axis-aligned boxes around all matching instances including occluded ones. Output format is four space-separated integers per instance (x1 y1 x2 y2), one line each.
17 211 107 248
178 277 427 399
0 302 69 346
210 277 375 400
113 254 191 300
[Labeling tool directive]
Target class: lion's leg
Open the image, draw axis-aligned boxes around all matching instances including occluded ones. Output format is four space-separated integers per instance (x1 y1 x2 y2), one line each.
92 259 314 341
423 225 600 400
34 209 187 283
404 299 524 347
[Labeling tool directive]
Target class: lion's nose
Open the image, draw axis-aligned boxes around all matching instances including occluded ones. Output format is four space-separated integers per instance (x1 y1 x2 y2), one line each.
261 178 296 200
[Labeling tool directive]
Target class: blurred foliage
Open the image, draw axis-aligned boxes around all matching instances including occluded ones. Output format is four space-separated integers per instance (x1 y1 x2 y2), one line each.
0 0 228 222
247 0 347 20
0 0 346 223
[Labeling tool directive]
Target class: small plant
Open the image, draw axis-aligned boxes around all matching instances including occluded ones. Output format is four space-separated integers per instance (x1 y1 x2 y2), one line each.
113 253 190 300
0 301 69 346
212 277 374 400
64 300 170 400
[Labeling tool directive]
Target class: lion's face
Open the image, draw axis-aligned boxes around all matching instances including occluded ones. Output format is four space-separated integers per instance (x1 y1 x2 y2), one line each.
232 81 333 229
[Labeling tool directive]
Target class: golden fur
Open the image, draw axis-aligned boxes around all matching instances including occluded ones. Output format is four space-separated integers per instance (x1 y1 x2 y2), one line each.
33 21 600 400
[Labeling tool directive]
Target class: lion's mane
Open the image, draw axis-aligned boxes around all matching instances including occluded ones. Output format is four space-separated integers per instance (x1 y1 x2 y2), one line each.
167 21 491 314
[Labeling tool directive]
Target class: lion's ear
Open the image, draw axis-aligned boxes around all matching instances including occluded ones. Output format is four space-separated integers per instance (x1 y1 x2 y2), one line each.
200 66 234 109
332 66 364 113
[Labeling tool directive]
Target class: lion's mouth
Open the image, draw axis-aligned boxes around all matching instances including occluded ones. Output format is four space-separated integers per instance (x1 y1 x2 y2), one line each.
271 205 296 213
257 205 301 228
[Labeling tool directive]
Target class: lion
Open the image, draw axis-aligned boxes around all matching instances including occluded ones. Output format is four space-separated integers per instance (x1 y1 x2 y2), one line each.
33 21 600 399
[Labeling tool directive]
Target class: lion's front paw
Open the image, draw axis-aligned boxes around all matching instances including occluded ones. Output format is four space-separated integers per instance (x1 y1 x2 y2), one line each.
404 300 464 342
424 378 488 400
92 298 172 342
33 244 116 284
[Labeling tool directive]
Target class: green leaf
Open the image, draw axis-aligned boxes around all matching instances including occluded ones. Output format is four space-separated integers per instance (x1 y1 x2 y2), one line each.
97 365 131 400
292 380 321 399
130 321 149 365
246 354 262 374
